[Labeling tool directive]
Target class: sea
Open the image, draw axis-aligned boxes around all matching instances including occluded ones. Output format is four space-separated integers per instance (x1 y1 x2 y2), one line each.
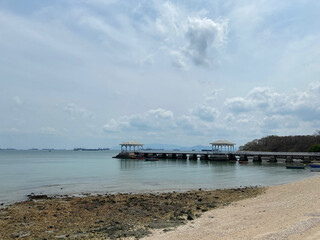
0 150 317 205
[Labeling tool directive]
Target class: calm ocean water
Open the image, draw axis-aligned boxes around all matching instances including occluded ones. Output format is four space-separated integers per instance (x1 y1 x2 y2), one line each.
0 150 317 204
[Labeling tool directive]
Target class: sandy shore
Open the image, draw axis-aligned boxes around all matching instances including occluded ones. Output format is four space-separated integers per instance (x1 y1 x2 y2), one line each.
146 175 320 240
0 187 263 239
1 176 319 239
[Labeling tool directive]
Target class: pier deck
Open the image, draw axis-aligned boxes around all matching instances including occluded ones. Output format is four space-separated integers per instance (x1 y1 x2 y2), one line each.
131 150 320 162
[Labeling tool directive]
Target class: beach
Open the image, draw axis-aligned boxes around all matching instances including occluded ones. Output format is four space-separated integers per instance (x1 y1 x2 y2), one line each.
1 176 319 239
0 187 263 239
146 175 320 240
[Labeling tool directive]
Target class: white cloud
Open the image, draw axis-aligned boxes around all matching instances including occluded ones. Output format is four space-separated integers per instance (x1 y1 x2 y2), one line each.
261 115 299 131
83 0 117 7
104 108 174 133
225 87 284 113
168 16 228 68
169 50 188 69
101 82 320 144
39 127 59 135
64 103 95 119
103 107 208 137
0 128 19 133
135 2 229 69
205 89 223 103
193 105 218 122
103 119 121 133
223 82 320 137
13 96 23 105
183 17 228 66
103 106 220 139
176 115 195 130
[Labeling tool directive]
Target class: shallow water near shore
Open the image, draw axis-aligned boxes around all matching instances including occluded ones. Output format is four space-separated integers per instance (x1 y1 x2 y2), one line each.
0 150 317 204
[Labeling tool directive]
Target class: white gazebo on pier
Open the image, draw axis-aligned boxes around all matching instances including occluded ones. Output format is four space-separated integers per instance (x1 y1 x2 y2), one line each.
120 141 144 152
210 140 235 153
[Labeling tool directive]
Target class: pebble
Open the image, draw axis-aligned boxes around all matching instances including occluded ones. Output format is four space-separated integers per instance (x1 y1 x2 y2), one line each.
11 231 30 238
55 235 67 239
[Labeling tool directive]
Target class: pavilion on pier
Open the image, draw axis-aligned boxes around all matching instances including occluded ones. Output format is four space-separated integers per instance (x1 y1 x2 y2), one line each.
120 141 144 152
210 140 235 153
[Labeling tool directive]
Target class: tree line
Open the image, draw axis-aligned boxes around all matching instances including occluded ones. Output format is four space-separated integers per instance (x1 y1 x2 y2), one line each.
239 131 320 152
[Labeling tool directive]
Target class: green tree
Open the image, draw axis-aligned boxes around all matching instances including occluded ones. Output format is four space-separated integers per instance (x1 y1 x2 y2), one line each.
240 133 320 152
308 144 320 152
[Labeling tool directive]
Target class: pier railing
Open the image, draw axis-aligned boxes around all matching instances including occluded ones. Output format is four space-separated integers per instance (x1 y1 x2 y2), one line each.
130 150 320 162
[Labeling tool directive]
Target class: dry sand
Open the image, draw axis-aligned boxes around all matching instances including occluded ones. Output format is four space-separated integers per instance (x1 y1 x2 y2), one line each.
145 175 320 240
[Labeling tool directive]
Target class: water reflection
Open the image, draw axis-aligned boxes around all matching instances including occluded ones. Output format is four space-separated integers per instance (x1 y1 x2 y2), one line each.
119 159 145 170
119 158 288 171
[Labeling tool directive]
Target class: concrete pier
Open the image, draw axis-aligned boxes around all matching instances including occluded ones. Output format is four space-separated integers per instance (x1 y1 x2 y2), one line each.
114 150 320 163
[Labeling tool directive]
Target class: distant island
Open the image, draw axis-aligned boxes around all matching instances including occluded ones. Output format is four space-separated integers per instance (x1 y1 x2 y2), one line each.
73 148 110 151
240 132 320 152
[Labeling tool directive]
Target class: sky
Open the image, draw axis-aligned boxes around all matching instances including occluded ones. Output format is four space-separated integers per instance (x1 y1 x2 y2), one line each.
1 0 320 149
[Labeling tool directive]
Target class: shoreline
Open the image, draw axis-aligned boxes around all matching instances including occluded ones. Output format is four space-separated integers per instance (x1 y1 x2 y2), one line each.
0 186 264 239
146 175 320 240
0 186 263 209
1 173 316 208
1 176 319 239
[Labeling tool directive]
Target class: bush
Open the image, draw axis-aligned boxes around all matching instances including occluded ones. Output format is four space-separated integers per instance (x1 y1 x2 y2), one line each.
308 144 320 152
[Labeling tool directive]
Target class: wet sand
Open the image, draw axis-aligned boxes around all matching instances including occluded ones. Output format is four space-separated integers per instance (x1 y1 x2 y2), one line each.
0 187 263 239
146 175 320 240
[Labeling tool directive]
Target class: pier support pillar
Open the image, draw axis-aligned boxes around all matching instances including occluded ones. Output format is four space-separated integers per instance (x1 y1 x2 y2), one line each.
190 154 198 160
200 154 209 160
285 156 293 163
172 153 177 159
268 156 277 162
303 156 311 163
253 155 262 162
228 154 237 161
239 155 248 162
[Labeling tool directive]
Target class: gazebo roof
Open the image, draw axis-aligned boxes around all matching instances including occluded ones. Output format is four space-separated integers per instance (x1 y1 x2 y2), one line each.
210 140 235 146
120 141 144 146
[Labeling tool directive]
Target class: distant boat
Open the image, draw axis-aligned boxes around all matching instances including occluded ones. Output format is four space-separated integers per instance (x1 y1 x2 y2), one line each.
130 155 145 160
239 161 248 164
286 164 305 169
310 163 320 172
310 163 320 168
